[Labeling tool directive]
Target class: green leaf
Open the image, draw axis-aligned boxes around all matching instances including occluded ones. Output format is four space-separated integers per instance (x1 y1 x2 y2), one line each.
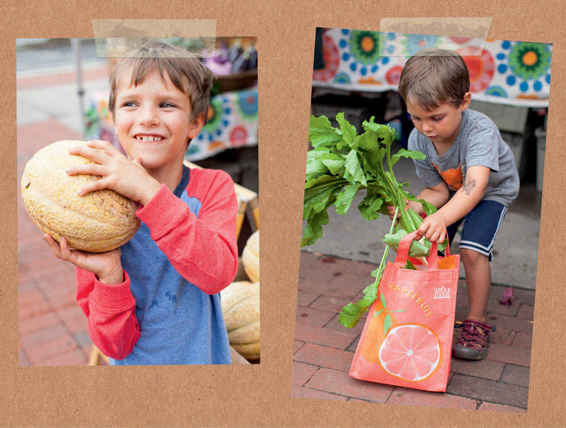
339 298 372 328
304 174 338 190
343 149 367 186
383 229 431 258
406 207 424 229
417 198 438 216
362 118 395 149
301 210 329 247
380 292 387 308
358 192 384 221
305 151 344 178
336 112 357 147
304 185 336 217
303 182 345 206
361 116 387 134
377 125 394 149
357 128 379 152
356 129 386 178
404 259 417 270
305 158 328 177
367 149 386 174
338 302 364 328
351 134 362 151
391 148 426 166
335 183 361 215
337 217 396 328
321 158 346 175
384 314 393 335
309 115 341 148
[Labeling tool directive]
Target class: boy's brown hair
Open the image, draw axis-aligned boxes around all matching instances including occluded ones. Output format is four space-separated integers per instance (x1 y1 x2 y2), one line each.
108 40 213 122
398 48 470 111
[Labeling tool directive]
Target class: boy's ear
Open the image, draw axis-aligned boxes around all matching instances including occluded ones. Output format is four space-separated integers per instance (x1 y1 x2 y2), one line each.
460 92 472 111
187 113 206 140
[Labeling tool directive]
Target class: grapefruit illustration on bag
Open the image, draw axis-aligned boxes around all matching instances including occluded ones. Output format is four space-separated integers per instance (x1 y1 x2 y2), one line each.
378 324 441 382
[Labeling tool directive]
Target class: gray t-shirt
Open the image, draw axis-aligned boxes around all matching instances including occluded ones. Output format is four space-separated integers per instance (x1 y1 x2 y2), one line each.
407 109 520 207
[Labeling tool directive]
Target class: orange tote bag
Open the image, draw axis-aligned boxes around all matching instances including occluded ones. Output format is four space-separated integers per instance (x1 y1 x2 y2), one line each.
349 231 460 392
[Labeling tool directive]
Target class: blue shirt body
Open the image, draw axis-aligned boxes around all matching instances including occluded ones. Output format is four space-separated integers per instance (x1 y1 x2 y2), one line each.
110 167 232 365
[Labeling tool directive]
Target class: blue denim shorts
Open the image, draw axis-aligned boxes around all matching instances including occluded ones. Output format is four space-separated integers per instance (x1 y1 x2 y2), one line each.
446 199 507 261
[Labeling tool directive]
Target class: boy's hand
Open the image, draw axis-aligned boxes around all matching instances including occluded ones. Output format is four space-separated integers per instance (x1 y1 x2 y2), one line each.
406 200 423 215
67 140 161 206
384 200 422 220
43 234 124 284
384 203 398 220
415 212 447 243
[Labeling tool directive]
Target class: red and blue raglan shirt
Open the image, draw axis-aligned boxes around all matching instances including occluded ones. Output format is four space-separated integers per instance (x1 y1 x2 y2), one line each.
75 166 239 365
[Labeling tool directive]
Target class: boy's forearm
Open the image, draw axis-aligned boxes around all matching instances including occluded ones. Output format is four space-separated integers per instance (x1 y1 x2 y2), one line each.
418 188 450 209
75 267 140 359
97 267 124 284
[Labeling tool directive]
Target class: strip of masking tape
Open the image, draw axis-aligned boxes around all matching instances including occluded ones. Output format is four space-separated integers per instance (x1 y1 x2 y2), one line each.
379 17 492 57
91 19 217 58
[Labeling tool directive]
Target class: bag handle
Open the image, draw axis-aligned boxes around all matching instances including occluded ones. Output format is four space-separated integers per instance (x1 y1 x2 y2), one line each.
395 230 449 267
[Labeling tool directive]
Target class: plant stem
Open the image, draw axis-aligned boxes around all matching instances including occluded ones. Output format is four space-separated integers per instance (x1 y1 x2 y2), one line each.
371 207 399 289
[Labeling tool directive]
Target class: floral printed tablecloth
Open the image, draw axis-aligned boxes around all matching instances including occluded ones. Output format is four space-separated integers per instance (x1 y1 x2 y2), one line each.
314 29 552 107
85 87 258 161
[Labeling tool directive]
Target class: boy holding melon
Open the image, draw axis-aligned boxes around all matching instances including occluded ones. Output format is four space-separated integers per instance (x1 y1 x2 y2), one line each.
44 41 239 365
396 48 520 360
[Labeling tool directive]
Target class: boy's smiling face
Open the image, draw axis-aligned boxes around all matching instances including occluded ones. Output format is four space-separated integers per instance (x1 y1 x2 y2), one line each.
112 66 204 182
406 92 471 146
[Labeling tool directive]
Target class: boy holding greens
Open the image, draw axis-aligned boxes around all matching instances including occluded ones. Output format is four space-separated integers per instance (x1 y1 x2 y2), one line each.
397 48 519 360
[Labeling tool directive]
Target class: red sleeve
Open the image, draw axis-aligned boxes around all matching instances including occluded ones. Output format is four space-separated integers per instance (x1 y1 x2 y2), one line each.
75 267 140 360
136 168 239 295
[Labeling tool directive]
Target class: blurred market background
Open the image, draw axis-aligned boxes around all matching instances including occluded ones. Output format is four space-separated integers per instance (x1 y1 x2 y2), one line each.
17 37 259 366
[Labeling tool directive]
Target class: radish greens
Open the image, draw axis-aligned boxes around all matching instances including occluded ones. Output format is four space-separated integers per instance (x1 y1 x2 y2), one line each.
302 113 446 328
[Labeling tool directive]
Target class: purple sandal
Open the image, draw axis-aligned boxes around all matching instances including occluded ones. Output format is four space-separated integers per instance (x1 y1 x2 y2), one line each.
453 319 493 360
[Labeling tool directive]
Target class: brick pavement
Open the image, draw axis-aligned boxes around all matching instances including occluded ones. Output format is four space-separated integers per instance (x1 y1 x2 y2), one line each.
292 251 533 412
17 67 112 366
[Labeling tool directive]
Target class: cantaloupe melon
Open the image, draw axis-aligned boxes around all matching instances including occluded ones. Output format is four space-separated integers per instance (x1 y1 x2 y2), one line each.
20 140 140 253
242 230 259 283
221 281 260 361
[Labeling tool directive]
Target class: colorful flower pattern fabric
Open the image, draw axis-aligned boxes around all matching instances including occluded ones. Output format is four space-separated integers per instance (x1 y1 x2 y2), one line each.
313 29 552 107
86 87 258 162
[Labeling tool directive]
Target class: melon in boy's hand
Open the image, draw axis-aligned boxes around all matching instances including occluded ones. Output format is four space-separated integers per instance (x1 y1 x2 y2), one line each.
21 140 140 253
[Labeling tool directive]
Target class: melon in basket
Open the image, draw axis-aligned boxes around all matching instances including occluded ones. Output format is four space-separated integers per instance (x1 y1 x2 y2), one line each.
20 140 140 253
242 230 259 283
221 281 260 361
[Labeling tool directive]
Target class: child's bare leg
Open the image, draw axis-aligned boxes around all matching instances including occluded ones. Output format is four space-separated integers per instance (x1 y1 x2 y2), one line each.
461 248 491 322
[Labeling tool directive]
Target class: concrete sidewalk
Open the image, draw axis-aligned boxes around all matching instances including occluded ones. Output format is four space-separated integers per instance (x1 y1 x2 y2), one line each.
292 251 532 411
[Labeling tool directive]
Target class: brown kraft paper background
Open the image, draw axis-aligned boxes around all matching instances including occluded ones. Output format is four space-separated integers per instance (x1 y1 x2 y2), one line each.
2 0 565 427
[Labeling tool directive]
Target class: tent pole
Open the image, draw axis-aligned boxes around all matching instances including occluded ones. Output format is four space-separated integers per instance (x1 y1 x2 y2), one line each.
72 38 86 137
